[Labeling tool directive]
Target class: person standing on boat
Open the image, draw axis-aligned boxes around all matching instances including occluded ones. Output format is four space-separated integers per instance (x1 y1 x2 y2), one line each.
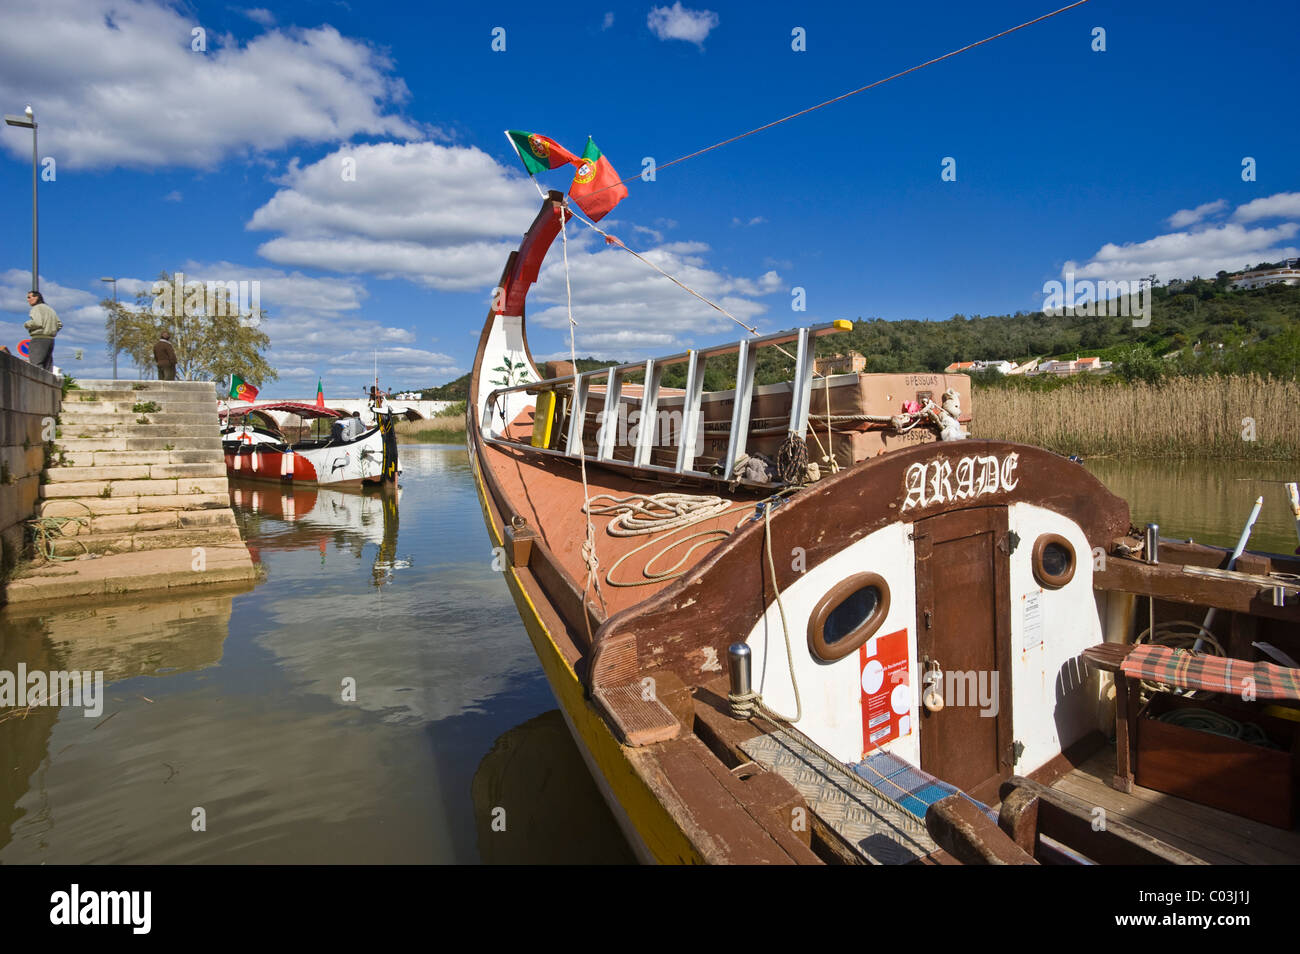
24 290 61 372
154 330 177 380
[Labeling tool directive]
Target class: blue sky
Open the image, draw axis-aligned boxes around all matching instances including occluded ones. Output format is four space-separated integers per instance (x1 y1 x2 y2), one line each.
1 0 1297 396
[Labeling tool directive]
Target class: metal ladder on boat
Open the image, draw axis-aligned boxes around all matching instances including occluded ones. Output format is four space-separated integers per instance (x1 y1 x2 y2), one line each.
483 320 851 482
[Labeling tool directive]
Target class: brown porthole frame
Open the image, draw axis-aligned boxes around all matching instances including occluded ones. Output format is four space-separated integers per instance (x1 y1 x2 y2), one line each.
1032 533 1076 589
807 572 891 662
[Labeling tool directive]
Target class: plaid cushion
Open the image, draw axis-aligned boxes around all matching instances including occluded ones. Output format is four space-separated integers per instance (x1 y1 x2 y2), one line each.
1120 644 1300 701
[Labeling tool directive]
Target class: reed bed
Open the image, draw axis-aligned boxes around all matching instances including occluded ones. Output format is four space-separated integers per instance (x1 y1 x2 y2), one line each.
971 374 1300 459
395 414 465 444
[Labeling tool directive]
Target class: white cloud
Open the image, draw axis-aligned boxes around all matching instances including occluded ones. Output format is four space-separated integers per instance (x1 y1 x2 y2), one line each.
238 7 277 27
1067 221 1300 283
647 3 719 48
602 12 615 30
249 142 539 291
0 0 421 169
528 232 782 358
731 215 766 227
163 190 183 203
245 142 782 362
1167 199 1226 228
1232 192 1300 223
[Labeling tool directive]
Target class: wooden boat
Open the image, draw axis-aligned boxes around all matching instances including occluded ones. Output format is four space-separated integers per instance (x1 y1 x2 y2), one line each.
220 401 399 488
468 191 1300 864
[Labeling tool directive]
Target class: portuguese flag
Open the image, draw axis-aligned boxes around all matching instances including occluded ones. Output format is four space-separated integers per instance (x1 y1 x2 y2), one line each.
315 378 325 409
568 137 627 223
507 130 579 176
229 375 259 402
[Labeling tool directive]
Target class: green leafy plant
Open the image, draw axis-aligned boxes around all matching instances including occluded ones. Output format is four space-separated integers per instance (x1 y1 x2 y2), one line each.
163 443 175 451
99 485 113 498
132 401 160 414
490 354 532 388
136 416 151 424
132 383 147 391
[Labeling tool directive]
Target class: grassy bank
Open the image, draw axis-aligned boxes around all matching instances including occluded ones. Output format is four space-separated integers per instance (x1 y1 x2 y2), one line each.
971 374 1300 459
395 411 465 445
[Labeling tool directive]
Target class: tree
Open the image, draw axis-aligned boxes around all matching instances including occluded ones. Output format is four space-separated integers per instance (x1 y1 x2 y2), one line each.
102 271 277 386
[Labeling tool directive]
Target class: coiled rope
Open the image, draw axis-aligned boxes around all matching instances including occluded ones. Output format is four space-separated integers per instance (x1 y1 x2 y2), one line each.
27 500 94 561
1154 708 1281 749
584 492 753 587
1135 621 1225 699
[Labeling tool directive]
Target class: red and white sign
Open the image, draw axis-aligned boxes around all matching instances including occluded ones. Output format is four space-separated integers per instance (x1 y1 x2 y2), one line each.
17 339 30 358
860 628 911 757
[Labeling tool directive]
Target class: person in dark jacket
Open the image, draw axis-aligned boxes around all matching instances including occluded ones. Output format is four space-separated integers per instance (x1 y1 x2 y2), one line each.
24 291 61 371
154 330 177 380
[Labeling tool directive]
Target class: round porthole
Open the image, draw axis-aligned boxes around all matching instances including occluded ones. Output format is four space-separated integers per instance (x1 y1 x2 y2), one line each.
1032 533 1076 589
807 572 891 662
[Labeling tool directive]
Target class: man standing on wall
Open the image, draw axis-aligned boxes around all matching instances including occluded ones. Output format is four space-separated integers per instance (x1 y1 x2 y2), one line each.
154 329 177 380
24 290 60 372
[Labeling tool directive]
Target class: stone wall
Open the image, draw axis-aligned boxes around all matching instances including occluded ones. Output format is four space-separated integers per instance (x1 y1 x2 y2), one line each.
0 353 61 578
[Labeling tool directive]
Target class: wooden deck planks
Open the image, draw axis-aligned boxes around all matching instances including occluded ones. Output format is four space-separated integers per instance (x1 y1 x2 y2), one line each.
1053 746 1300 864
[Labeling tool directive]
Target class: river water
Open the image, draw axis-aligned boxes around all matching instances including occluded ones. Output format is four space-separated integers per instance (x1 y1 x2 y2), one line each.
0 448 1295 863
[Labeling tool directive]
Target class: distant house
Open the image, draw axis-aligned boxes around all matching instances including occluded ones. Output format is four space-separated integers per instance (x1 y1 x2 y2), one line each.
1230 260 1300 290
944 359 1016 375
1032 356 1112 376
815 351 867 375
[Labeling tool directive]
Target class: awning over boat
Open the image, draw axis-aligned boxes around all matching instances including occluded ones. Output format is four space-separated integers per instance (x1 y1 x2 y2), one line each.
220 402 344 419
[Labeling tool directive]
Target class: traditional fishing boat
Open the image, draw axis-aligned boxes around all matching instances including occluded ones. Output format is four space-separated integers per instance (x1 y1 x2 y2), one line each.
220 401 399 487
470 193 1300 865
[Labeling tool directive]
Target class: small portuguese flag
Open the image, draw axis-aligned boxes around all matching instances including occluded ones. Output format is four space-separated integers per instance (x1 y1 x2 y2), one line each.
568 137 627 223
229 374 259 402
507 130 579 176
315 378 325 409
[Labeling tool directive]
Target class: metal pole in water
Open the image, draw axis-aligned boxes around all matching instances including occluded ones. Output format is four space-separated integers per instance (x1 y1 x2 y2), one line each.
1194 496 1263 651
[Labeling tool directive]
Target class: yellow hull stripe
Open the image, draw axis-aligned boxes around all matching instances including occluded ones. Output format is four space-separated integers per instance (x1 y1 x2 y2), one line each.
470 447 704 864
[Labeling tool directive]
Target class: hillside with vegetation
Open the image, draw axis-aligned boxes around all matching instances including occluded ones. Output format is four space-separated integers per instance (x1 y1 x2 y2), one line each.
418 278 1300 396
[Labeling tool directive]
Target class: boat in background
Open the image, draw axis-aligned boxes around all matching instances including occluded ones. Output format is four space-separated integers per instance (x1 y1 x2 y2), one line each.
468 192 1300 865
220 400 399 487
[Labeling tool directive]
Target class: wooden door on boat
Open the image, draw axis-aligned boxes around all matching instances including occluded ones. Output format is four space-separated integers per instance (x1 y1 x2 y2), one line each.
913 506 1014 805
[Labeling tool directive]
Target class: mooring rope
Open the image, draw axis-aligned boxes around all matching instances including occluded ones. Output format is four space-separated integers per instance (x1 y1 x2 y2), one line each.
560 212 608 620
573 1 1093 205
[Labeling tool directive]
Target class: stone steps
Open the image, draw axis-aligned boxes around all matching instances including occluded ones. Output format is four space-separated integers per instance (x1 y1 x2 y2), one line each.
39 494 232 518
49 524 244 557
4 543 256 604
76 379 217 391
53 437 223 452
40 476 229 499
8 377 257 603
56 448 224 468
45 462 226 483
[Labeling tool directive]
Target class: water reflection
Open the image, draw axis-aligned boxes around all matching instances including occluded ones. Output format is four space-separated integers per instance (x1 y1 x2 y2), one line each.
1086 458 1300 556
0 445 624 864
472 710 633 864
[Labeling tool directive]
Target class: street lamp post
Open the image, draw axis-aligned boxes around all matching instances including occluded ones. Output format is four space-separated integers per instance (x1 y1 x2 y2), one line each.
4 105 37 293
100 277 118 380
